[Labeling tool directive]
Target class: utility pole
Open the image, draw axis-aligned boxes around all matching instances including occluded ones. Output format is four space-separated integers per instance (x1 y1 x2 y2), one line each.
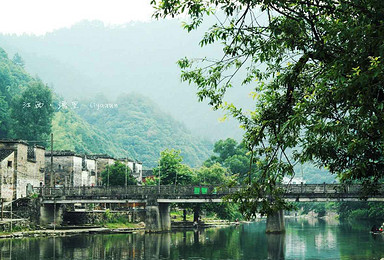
125 157 128 188
158 160 161 193
107 164 110 187
50 133 54 188
10 198 12 232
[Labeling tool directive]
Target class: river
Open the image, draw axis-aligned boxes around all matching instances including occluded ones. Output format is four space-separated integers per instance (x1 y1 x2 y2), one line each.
0 218 383 259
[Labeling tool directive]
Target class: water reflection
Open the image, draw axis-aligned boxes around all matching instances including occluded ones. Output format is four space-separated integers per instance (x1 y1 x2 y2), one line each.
267 234 285 259
0 219 383 259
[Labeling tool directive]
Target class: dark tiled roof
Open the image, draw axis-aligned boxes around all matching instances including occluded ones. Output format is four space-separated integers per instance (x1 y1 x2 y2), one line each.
117 158 135 162
88 154 115 160
0 149 14 161
45 150 80 157
0 139 28 145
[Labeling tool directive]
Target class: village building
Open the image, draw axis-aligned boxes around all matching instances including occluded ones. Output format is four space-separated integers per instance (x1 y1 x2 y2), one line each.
132 160 143 184
45 150 83 187
117 158 143 184
142 169 154 184
81 155 97 186
88 154 116 186
0 140 45 201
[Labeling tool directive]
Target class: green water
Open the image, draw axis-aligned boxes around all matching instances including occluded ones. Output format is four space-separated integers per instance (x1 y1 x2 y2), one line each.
0 218 383 259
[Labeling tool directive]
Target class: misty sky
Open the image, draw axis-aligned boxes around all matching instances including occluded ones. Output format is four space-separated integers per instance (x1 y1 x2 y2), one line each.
0 0 154 35
0 1 249 140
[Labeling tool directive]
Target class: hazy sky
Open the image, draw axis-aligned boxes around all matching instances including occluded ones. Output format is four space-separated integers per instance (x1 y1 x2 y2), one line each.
0 0 154 35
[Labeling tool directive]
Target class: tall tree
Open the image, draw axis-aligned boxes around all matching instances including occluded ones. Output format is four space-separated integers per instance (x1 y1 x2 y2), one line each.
205 138 252 180
151 0 384 217
154 149 193 185
12 53 25 68
0 95 9 138
194 163 230 185
10 82 54 145
101 161 137 186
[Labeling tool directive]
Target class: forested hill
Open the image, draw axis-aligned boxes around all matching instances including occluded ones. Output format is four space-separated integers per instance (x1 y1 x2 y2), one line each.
0 47 50 141
73 93 213 168
0 47 212 167
0 20 248 141
51 110 127 157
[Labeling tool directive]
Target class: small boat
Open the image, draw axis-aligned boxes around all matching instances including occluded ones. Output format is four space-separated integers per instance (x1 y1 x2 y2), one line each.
371 225 383 234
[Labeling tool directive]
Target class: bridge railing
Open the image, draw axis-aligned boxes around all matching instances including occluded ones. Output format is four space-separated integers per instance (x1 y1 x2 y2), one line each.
32 185 239 198
32 184 380 199
280 183 376 195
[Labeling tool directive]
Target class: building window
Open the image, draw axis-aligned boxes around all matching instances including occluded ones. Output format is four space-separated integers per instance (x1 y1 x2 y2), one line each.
7 161 12 168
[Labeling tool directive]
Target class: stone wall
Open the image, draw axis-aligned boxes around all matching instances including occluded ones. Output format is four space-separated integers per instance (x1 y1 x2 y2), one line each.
124 160 142 184
19 146 45 198
0 219 30 232
80 157 97 186
134 162 143 184
0 152 14 201
15 143 27 199
0 141 45 199
34 146 45 185
45 153 83 187
85 158 97 186
63 210 145 225
73 157 83 186
4 197 41 225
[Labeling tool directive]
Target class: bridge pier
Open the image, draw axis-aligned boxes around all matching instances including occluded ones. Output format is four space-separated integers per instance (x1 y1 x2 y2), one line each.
266 209 285 233
145 202 171 232
193 204 200 222
39 203 64 227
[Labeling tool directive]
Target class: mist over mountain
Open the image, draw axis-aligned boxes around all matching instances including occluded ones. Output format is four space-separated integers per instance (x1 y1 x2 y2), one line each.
0 45 212 168
0 19 252 141
0 17 335 180
52 93 212 168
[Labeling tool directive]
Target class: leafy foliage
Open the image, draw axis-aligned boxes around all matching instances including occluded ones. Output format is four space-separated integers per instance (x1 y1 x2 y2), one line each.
193 163 230 185
151 0 384 216
0 95 9 138
10 82 53 145
153 149 194 185
296 202 337 218
12 53 24 68
143 176 159 186
52 110 127 156
193 162 239 220
294 163 335 184
337 202 384 220
204 138 254 181
101 161 137 187
0 47 53 144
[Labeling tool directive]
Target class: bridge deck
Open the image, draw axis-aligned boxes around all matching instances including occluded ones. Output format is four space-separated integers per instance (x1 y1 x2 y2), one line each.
33 184 384 204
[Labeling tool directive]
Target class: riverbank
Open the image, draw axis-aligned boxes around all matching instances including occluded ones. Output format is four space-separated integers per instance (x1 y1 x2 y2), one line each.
0 225 146 239
0 219 245 239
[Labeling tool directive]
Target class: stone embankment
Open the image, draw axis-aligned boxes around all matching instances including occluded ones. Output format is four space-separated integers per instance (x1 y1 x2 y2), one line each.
0 219 245 239
0 225 146 239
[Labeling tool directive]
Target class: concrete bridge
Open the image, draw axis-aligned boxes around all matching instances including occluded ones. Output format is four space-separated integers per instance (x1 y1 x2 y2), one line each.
32 184 384 232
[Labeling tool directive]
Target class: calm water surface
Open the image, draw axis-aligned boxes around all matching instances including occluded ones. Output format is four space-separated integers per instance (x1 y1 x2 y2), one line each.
0 218 383 260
